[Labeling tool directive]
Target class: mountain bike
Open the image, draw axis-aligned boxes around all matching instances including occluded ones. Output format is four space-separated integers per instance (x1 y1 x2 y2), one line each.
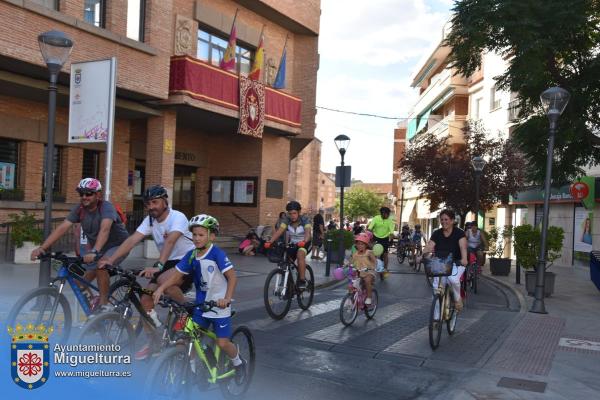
424 257 459 350
396 240 410 264
144 299 255 400
465 248 479 294
263 242 315 320
339 267 378 326
6 252 120 344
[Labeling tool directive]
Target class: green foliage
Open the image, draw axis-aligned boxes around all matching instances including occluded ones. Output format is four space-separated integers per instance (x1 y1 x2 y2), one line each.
337 187 384 220
513 224 564 270
446 0 600 184
324 229 354 250
487 225 513 258
9 211 43 248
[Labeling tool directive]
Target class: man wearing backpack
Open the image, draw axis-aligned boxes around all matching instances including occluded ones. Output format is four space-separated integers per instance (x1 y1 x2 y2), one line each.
30 178 129 311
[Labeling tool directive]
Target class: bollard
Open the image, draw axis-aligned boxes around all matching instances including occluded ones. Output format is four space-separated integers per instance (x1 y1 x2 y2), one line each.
325 238 333 277
516 258 521 285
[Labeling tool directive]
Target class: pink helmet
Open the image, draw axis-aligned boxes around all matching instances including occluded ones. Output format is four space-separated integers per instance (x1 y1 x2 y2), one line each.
355 233 370 244
77 178 102 193
365 231 374 242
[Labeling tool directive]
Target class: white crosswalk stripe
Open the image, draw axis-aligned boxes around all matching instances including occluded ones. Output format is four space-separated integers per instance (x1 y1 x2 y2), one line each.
245 299 342 331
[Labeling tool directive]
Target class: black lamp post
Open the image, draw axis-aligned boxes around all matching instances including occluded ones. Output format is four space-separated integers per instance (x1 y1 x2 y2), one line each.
471 156 487 228
38 30 73 286
530 87 570 314
335 134 350 265
398 182 406 228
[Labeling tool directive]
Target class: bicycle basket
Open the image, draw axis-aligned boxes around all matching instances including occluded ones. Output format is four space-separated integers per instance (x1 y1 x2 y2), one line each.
424 257 453 277
267 243 285 263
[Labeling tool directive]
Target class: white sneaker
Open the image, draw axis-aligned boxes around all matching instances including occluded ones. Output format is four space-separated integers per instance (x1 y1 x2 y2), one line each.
365 297 372 305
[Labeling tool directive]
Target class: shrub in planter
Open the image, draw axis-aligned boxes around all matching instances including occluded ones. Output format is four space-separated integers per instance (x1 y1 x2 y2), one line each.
9 211 43 248
487 225 513 275
513 224 564 296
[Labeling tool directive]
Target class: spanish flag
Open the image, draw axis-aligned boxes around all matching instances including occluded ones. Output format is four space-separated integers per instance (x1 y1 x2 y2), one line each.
248 27 265 81
220 11 238 72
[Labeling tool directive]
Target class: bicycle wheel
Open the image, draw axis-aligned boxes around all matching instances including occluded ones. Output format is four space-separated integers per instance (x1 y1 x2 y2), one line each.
108 278 144 337
7 286 72 344
339 293 358 326
78 312 136 354
472 266 478 294
428 294 443 350
144 344 191 399
219 326 256 399
446 301 458 335
397 247 406 264
296 265 315 310
263 268 292 320
364 288 378 319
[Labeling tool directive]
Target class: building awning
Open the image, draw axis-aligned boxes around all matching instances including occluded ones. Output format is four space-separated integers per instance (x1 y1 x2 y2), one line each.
417 199 430 219
429 209 441 219
415 108 432 135
407 118 418 140
401 199 416 223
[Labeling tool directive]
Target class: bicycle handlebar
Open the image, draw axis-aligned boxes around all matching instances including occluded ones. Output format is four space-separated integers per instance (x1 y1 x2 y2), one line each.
157 296 233 314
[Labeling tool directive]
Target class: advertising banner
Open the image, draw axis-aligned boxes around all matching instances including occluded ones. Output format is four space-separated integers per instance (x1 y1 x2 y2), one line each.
68 59 116 143
0 162 15 189
574 206 593 253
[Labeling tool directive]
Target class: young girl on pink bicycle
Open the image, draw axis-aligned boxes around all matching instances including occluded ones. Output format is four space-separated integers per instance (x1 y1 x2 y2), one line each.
351 233 377 305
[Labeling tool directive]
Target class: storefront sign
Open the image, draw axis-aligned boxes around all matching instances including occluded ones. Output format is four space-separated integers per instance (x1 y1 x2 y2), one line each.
175 152 196 162
574 207 593 253
68 59 116 143
511 177 597 207
0 162 15 189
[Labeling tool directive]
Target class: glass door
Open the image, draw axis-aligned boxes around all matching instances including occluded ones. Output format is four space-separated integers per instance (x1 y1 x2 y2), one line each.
173 165 196 219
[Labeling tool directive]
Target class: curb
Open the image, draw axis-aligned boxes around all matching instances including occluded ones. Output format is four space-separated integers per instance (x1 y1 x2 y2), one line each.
315 277 346 290
480 274 527 315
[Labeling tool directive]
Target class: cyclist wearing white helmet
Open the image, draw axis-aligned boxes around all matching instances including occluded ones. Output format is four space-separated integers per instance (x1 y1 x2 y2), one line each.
31 178 129 310
264 201 312 290
153 214 247 377
98 184 195 360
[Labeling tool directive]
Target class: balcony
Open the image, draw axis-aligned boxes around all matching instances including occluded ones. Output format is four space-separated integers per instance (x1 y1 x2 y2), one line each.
508 99 520 122
412 68 468 117
427 115 467 145
168 56 302 134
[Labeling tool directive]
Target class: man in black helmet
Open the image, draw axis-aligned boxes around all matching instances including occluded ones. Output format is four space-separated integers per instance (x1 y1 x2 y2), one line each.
98 184 195 360
265 201 312 290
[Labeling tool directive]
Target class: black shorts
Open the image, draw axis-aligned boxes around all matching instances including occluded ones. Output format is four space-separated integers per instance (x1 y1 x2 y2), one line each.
149 259 194 293
374 237 390 255
289 241 312 261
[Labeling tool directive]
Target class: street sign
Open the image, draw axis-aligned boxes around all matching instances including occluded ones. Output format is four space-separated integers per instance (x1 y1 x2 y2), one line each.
335 165 351 187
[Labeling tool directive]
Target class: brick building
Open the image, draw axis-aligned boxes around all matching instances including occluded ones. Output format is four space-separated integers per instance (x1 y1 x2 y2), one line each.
288 137 321 214
0 0 320 236
317 169 335 219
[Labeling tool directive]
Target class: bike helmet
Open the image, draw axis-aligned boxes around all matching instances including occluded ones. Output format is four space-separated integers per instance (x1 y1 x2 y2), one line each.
76 178 102 193
143 185 168 203
380 206 391 214
189 214 220 234
286 201 302 212
354 233 370 245
415 224 421 229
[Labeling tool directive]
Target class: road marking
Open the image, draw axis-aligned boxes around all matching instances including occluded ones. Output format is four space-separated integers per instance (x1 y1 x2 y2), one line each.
559 337 600 352
245 299 341 331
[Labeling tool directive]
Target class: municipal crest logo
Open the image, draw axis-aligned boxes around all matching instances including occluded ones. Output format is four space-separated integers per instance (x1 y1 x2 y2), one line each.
74 68 82 85
8 323 53 390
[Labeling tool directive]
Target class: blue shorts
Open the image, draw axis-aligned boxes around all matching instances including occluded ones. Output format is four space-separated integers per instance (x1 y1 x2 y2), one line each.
192 314 232 339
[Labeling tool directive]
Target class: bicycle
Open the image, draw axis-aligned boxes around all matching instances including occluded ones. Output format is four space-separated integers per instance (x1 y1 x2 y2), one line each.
6 252 121 344
466 248 479 294
396 240 410 264
339 267 378 326
424 256 459 350
143 298 255 399
263 242 315 320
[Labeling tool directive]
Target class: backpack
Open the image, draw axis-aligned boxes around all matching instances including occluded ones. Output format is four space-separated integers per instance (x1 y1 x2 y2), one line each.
78 200 127 225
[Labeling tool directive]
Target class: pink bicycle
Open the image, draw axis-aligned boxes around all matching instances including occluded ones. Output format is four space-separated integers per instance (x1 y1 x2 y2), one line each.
339 267 379 326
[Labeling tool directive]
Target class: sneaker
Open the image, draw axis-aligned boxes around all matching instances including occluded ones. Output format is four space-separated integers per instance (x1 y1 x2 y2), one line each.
135 343 152 361
234 357 247 385
172 315 187 331
97 304 114 313
454 298 463 312
297 279 307 291
89 296 101 312
364 297 372 305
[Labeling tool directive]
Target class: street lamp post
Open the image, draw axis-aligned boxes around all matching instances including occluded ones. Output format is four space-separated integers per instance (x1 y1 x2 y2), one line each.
38 31 73 287
531 87 570 314
471 156 487 228
335 134 350 266
398 183 406 228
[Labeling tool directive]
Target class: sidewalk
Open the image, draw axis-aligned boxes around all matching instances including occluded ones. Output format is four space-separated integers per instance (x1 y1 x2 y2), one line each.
447 262 600 399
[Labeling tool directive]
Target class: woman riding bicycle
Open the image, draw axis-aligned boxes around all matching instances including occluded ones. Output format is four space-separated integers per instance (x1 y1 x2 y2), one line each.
422 209 468 311
466 222 488 267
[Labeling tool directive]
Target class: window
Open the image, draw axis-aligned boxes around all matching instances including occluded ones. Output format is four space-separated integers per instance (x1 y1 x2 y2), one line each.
30 0 59 9
42 145 62 195
490 85 501 110
210 177 258 206
0 138 19 190
474 97 483 120
126 0 146 41
197 29 253 75
84 0 105 28
82 150 100 179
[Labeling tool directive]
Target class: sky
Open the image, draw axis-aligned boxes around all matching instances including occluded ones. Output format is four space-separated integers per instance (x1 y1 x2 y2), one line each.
315 0 453 183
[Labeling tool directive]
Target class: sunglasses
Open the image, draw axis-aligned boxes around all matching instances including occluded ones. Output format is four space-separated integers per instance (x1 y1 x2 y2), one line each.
79 192 95 197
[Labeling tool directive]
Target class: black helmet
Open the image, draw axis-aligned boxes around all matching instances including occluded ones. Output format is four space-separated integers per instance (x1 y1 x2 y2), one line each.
415 224 421 229
380 206 391 214
143 185 168 203
286 201 302 211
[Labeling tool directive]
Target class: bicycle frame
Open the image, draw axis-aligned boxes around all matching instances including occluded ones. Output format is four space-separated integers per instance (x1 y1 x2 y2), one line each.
53 264 102 317
431 276 452 320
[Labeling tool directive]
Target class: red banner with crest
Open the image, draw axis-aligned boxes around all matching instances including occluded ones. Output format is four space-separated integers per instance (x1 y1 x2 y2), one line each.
238 76 265 138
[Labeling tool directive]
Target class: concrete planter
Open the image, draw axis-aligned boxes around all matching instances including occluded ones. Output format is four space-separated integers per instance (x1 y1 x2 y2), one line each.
525 271 555 297
490 257 511 276
14 241 40 264
144 240 160 259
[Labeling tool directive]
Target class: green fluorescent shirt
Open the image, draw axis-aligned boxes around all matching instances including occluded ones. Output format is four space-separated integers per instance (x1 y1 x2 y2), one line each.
368 215 395 239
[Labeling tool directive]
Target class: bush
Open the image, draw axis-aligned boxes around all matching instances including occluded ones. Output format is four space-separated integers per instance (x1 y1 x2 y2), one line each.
513 224 564 270
9 211 43 248
324 229 354 250
487 225 513 258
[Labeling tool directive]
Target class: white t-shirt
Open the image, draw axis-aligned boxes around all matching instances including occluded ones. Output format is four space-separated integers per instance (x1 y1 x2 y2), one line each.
136 209 194 261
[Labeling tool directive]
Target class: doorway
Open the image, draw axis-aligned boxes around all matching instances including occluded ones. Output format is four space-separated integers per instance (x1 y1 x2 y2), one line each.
173 165 196 218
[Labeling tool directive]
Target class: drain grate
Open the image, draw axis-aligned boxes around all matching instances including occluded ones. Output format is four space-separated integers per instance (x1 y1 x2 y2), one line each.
497 377 547 393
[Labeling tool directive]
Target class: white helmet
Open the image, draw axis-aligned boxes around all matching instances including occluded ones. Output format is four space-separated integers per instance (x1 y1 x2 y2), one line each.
77 178 102 193
189 214 220 234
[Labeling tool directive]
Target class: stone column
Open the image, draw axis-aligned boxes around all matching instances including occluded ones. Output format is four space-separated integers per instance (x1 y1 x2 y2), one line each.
19 141 44 202
145 110 176 195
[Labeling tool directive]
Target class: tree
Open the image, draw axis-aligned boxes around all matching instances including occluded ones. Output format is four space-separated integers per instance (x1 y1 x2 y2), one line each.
445 0 600 184
399 120 526 224
336 187 384 221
